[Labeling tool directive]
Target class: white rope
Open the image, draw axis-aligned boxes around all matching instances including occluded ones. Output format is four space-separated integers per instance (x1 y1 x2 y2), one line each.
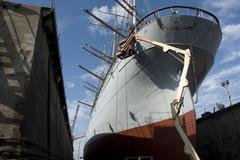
144 0 151 13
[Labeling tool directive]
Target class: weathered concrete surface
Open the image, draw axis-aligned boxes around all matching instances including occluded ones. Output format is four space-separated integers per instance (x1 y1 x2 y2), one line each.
0 2 73 159
197 102 240 160
0 2 40 139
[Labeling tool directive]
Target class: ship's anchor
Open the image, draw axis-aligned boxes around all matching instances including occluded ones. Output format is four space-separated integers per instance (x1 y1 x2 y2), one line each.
117 34 200 160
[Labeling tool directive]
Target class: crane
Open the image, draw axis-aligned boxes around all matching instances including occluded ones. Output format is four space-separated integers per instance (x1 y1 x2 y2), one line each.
117 34 200 160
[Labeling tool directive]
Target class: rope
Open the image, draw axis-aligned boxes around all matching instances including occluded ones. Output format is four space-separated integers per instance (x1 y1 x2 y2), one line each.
144 0 151 13
50 0 55 9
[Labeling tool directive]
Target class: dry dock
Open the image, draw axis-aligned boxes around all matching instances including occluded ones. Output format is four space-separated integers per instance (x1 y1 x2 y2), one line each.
197 102 240 160
0 2 73 159
1 1 239 160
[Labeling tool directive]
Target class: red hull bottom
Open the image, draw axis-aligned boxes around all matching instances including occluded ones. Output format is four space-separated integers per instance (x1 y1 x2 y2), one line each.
84 110 196 160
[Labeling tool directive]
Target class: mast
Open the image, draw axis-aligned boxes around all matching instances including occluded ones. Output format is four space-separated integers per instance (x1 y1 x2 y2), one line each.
112 2 117 56
132 0 136 25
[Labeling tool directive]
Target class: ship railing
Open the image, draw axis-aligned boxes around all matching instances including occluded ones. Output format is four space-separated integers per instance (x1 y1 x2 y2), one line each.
134 5 220 32
89 6 220 110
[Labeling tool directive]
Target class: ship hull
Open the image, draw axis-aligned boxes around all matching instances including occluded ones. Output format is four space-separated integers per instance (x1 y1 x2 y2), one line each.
84 46 196 159
84 110 195 160
84 13 221 160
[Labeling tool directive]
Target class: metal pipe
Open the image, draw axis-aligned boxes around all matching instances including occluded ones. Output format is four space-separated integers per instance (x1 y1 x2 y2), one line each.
221 80 232 106
82 8 126 38
122 0 133 10
132 0 136 25
85 81 98 90
78 100 93 108
95 9 131 18
82 46 112 64
47 43 51 157
115 0 133 16
83 85 98 93
89 22 128 32
74 135 85 140
115 0 140 22
71 105 80 133
77 64 103 81
85 43 113 60
226 87 232 106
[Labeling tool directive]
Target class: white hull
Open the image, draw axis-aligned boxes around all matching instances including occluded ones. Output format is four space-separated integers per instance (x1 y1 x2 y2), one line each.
83 10 222 159
85 49 194 140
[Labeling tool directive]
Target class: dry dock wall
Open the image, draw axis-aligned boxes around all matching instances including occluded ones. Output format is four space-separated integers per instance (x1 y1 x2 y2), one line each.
197 102 240 160
0 2 73 159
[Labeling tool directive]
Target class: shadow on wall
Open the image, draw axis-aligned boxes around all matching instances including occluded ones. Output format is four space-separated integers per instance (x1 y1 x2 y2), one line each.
134 47 180 91
0 4 38 137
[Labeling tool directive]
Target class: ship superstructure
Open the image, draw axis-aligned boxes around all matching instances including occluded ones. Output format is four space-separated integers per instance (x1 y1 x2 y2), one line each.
80 3 222 160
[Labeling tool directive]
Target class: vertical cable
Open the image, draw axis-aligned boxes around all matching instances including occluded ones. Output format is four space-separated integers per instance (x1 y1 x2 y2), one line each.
125 60 128 129
144 0 150 13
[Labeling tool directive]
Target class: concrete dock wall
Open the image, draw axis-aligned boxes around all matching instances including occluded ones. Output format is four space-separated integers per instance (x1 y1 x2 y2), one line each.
197 102 240 160
0 2 73 159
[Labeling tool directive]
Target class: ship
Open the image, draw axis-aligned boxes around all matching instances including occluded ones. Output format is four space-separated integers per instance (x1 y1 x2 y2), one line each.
80 2 222 160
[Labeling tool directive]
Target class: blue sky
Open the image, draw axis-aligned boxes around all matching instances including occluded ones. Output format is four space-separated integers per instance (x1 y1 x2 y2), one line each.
9 0 240 159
